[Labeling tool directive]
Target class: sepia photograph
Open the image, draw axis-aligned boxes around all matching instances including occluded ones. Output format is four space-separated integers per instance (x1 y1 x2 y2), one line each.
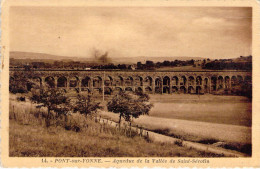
1 0 260 167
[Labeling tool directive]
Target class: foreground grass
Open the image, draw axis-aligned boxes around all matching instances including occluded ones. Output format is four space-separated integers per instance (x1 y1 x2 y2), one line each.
9 93 225 157
9 119 224 157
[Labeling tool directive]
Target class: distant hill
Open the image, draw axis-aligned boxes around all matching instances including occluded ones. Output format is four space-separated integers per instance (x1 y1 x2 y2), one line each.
10 51 205 64
10 51 93 63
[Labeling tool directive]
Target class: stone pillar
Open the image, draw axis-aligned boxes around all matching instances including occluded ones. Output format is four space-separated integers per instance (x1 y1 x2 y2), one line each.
201 77 204 94
122 76 125 87
54 77 57 88
216 76 219 91
185 76 188 93
169 78 172 94
90 77 94 94
152 78 155 94
229 76 232 89
209 77 211 94
161 76 163 94
78 78 81 92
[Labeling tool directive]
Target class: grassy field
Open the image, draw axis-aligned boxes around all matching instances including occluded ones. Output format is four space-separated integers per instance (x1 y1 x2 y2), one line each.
9 94 222 157
100 94 252 155
149 94 252 127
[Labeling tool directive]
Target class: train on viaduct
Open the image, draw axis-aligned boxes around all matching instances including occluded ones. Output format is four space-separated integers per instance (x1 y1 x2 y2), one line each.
10 69 252 95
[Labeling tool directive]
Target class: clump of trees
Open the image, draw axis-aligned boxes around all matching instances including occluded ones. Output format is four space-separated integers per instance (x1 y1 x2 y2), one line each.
73 94 102 117
203 61 252 70
30 89 71 127
9 71 35 93
230 82 252 99
137 59 195 70
107 91 153 127
30 89 103 129
203 56 252 70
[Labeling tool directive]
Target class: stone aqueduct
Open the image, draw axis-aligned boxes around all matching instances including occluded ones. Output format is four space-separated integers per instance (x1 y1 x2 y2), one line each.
10 70 252 95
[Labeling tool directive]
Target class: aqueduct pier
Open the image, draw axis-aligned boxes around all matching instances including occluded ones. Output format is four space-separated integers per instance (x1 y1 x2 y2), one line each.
10 69 252 95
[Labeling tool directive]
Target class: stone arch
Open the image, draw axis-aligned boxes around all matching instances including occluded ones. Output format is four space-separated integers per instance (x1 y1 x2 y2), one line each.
32 76 42 88
163 76 170 86
75 88 80 93
188 86 195 94
204 78 209 93
57 76 67 88
225 76 230 89
145 86 152 94
104 87 113 95
211 76 217 91
180 76 187 86
218 76 224 89
136 87 143 93
172 76 178 86
188 76 195 86
93 76 102 88
144 76 152 86
105 76 113 87
231 76 237 87
115 87 123 94
125 87 133 92
155 77 162 87
81 76 91 87
115 76 124 86
93 88 102 95
81 88 91 95
244 76 251 84
135 76 143 86
69 76 79 88
179 86 186 94
237 75 243 85
61 88 67 93
172 86 178 93
163 86 170 94
125 76 134 86
45 76 55 88
155 77 162 94
196 76 202 86
196 86 202 94
204 78 209 85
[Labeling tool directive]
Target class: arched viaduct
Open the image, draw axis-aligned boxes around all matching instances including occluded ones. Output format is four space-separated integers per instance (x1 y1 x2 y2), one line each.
10 70 252 95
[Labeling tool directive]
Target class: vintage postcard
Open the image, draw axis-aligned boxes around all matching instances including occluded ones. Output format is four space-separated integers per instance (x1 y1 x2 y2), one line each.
1 0 260 168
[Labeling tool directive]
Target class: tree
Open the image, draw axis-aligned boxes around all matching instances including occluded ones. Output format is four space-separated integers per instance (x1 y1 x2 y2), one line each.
137 62 142 69
107 91 153 127
31 88 71 127
9 71 35 94
74 94 102 117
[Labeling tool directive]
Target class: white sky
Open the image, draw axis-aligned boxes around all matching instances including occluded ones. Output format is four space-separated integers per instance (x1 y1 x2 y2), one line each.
10 7 252 59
